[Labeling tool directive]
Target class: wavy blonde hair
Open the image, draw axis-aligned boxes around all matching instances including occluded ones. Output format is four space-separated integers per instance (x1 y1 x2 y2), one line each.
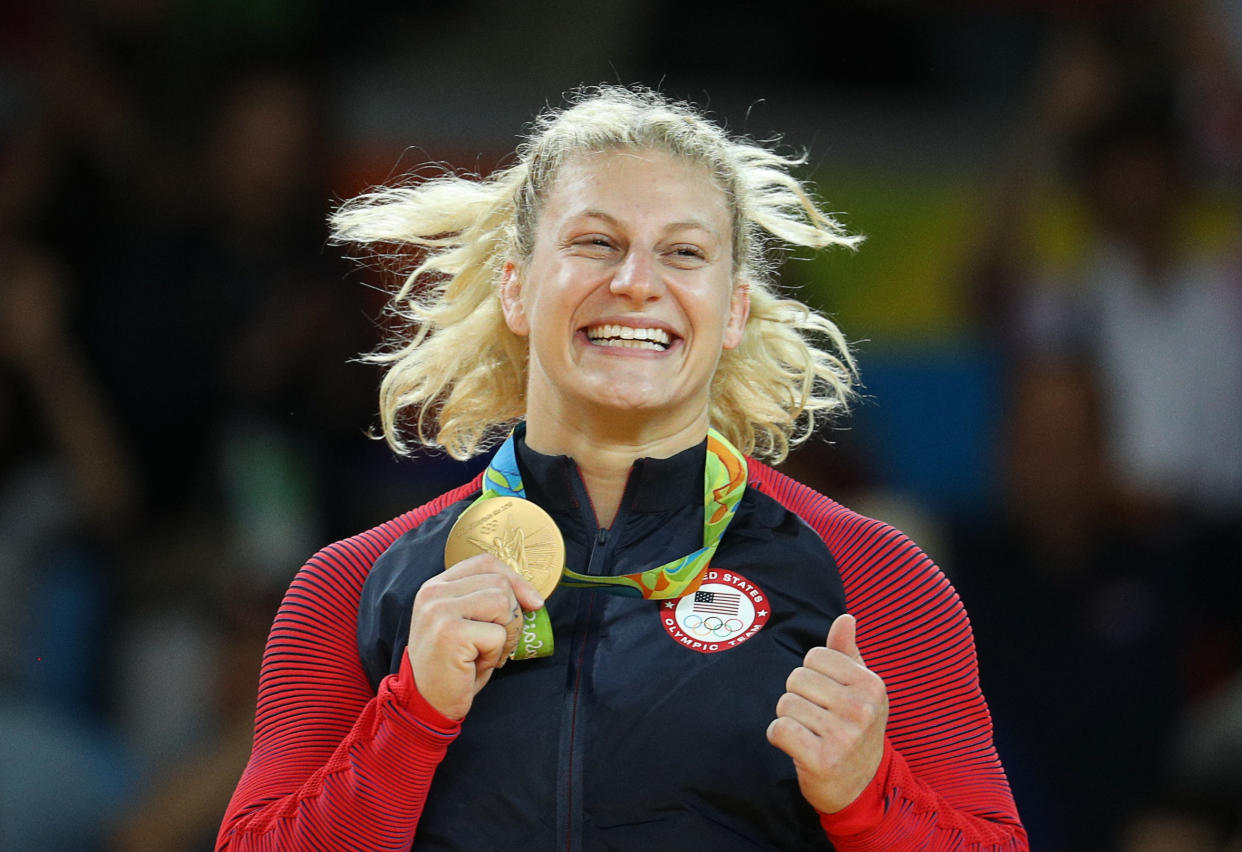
331 84 860 462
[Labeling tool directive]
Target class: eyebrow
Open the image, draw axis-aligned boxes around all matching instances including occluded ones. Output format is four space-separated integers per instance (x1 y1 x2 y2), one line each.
570 209 721 238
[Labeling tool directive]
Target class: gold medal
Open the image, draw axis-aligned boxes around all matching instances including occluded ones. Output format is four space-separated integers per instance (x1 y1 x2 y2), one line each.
444 497 564 600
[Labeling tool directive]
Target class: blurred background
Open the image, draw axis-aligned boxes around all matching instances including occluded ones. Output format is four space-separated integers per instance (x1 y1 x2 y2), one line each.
1 0 1240 849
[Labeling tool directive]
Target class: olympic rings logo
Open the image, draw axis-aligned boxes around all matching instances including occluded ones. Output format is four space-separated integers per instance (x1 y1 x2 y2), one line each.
661 574 769 655
680 613 745 638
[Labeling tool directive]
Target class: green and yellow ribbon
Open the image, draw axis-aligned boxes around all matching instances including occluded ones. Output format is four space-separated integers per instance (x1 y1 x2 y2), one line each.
469 426 748 659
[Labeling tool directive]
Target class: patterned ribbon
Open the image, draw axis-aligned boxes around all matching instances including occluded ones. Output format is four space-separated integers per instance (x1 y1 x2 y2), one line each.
468 426 748 659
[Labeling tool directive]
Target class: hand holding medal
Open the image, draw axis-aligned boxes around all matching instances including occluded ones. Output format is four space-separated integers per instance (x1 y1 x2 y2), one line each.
444 497 565 660
405 550 547 721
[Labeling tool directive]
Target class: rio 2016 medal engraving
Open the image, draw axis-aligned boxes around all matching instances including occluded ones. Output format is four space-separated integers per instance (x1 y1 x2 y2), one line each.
444 497 564 601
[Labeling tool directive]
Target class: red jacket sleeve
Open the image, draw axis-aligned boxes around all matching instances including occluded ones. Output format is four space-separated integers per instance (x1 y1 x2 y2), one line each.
753 464 1028 851
216 483 477 852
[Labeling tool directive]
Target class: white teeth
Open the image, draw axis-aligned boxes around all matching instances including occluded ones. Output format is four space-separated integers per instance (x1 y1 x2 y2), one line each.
593 338 663 350
585 324 672 348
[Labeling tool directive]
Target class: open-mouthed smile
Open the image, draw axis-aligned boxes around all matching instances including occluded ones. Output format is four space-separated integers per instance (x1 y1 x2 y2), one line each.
583 324 674 351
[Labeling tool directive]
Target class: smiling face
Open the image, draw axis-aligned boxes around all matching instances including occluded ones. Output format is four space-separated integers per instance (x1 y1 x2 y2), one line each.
501 148 749 439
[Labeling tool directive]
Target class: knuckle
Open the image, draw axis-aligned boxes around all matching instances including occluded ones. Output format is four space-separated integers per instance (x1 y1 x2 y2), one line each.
412 615 455 654
861 675 888 705
486 586 517 613
479 621 507 651
414 592 450 621
848 692 886 729
478 552 514 576
442 553 481 574
412 579 445 608
820 749 846 774
804 646 830 668
767 717 791 745
785 666 809 692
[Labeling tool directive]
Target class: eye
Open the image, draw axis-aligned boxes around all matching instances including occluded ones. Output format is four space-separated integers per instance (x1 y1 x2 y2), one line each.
666 244 708 267
569 234 618 257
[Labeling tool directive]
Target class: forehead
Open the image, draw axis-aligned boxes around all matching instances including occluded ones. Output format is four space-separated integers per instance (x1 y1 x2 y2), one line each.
538 148 731 230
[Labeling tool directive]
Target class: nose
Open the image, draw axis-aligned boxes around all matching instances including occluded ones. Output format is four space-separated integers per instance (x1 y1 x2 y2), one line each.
609 249 663 303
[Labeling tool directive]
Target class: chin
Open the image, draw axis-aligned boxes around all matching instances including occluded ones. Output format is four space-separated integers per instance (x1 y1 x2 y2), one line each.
589 391 702 424
594 376 669 405
586 394 664 414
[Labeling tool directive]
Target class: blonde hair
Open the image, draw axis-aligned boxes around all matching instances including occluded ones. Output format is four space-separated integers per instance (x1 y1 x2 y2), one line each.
331 84 860 462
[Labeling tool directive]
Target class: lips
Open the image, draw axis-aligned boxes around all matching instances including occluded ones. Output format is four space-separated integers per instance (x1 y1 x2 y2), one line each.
583 323 674 351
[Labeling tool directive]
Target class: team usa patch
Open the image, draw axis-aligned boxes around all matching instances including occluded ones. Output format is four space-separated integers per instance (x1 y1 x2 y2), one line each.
660 569 769 653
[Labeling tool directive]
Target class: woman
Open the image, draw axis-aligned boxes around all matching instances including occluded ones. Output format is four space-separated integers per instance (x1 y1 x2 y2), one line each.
217 86 1027 850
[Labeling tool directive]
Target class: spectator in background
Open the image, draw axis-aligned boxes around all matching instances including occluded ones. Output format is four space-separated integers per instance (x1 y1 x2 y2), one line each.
1049 90 1242 790
0 242 138 851
952 358 1185 851
102 63 368 801
971 8 1242 532
966 13 1242 842
1063 91 1242 526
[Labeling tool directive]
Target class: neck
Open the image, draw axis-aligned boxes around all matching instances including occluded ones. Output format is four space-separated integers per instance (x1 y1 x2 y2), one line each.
523 406 710 528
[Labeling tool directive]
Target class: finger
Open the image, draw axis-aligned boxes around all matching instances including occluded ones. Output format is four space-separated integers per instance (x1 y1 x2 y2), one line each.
800 645 869 685
785 665 864 714
411 617 509 683
453 619 512 675
444 552 546 612
420 569 528 627
774 690 848 739
452 589 525 667
442 618 509 670
766 714 822 763
442 552 524 583
508 573 546 613
497 612 522 667
489 620 517 671
452 586 524 628
826 613 864 665
422 569 520 602
415 580 521 642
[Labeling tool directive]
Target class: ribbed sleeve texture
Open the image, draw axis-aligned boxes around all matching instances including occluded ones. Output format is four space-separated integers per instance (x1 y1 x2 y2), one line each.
215 480 477 852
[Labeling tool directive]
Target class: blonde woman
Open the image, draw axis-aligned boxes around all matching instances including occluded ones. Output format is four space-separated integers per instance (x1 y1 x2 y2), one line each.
218 86 1026 851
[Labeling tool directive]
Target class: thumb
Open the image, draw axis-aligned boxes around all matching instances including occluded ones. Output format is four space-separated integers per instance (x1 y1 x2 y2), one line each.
826 613 864 665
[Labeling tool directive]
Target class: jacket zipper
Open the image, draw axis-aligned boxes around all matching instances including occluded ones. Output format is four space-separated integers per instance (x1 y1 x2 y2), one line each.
558 464 636 852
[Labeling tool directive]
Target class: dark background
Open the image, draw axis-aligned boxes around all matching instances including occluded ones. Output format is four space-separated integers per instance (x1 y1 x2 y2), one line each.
2 1 1241 849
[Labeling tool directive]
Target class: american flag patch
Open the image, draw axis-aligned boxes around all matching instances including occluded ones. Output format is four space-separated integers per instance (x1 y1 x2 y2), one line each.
693 590 740 615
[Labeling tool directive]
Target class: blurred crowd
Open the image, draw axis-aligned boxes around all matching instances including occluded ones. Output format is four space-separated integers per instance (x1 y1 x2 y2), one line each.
1 2 1240 850
957 8 1242 849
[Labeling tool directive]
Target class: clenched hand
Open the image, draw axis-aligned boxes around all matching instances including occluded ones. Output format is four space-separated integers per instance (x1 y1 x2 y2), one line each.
406 554 545 720
767 613 888 814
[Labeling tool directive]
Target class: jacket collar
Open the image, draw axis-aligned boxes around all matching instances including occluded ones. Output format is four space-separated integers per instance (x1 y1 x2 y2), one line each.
512 422 706 517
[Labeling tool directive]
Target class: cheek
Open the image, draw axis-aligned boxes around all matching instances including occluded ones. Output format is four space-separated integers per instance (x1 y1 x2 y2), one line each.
524 291 561 337
522 295 575 363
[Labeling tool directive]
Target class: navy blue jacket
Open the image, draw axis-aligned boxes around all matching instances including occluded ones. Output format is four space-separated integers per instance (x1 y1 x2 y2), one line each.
358 436 848 850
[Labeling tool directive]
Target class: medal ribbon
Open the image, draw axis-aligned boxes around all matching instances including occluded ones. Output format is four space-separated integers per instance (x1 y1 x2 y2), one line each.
469 426 748 659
